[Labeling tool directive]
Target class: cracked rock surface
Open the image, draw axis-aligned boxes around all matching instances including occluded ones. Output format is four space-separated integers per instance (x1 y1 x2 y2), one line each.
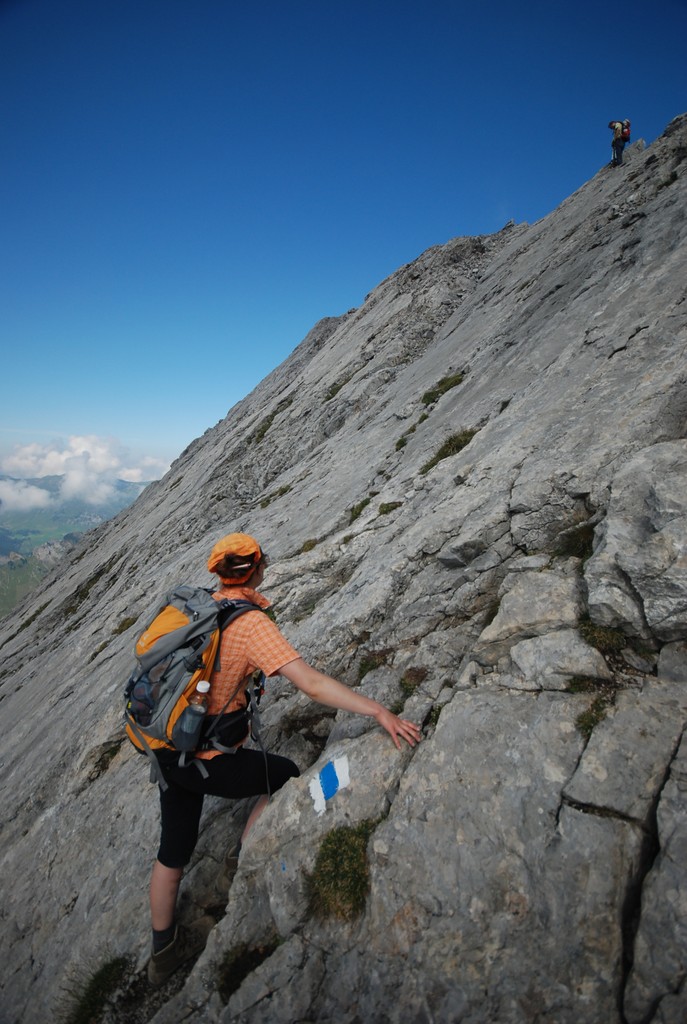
1 114 686 1023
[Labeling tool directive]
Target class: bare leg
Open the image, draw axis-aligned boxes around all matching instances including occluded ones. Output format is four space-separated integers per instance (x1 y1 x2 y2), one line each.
149 860 183 930
241 794 269 843
147 859 212 985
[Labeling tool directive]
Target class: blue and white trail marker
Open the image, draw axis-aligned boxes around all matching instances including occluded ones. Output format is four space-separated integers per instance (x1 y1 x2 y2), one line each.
309 755 350 814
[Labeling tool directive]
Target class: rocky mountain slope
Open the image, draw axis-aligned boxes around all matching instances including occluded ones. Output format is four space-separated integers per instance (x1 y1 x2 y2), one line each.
0 114 685 1024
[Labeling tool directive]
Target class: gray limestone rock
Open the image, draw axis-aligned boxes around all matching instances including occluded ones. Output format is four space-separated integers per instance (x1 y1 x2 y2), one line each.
474 569 584 663
563 679 687 821
586 442 687 641
510 628 613 690
623 732 687 1024
658 640 687 682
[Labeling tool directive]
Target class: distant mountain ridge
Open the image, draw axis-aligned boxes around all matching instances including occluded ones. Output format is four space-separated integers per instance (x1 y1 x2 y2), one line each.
0 470 147 503
0 475 150 617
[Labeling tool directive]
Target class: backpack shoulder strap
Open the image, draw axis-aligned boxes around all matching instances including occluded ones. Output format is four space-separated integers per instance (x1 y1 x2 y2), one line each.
215 598 264 631
202 601 268 746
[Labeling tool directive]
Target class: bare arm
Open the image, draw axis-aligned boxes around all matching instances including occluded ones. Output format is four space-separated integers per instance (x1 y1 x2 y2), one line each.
278 657 422 750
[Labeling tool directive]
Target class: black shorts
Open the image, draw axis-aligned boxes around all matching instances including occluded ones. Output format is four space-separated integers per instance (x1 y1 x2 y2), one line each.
156 748 300 868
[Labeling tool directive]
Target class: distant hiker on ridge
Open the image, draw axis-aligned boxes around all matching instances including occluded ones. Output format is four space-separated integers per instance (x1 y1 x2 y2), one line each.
608 118 631 166
144 532 422 986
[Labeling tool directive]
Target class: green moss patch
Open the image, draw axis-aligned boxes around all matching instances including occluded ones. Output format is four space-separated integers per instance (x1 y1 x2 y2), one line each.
306 820 377 920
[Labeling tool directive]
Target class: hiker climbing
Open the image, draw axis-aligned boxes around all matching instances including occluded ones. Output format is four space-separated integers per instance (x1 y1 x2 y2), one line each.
608 118 631 166
135 532 422 986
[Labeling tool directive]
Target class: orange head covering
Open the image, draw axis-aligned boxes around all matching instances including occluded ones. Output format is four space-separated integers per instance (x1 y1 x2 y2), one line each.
207 532 264 584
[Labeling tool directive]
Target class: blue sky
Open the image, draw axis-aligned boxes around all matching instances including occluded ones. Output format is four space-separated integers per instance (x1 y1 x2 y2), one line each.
1 0 685 499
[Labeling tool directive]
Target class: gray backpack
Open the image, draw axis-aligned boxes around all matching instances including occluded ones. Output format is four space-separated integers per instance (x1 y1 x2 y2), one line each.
123 585 261 788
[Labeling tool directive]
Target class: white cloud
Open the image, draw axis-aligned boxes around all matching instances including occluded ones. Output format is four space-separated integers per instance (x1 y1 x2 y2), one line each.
119 455 167 483
0 479 54 512
0 435 169 509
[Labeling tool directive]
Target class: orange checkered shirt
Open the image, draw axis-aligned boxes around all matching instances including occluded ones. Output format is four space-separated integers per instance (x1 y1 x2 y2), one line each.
196 585 300 760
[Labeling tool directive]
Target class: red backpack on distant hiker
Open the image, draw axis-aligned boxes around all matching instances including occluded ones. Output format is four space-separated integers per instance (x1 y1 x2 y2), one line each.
608 120 631 142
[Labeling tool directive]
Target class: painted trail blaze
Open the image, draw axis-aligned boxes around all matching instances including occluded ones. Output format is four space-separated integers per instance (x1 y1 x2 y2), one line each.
309 755 351 814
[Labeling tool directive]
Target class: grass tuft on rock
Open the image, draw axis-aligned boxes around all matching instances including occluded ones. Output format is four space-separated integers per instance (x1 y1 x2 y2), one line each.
113 615 138 635
58 956 130 1024
554 522 596 561
358 649 392 681
420 430 476 475
576 696 610 739
306 821 377 920
579 619 626 655
421 371 464 405
349 496 371 523
400 666 428 698
379 501 402 516
568 674 618 739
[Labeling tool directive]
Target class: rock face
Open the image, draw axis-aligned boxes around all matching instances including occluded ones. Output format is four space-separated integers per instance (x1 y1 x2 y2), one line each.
1 116 686 1024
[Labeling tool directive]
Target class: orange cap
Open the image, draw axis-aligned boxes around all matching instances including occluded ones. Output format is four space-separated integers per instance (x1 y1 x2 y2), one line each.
207 532 263 582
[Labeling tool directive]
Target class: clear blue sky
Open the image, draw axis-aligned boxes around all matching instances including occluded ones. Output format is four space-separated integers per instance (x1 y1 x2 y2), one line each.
1 0 685 487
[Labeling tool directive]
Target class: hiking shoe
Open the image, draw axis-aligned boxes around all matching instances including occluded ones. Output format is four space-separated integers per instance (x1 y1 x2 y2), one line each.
147 918 214 987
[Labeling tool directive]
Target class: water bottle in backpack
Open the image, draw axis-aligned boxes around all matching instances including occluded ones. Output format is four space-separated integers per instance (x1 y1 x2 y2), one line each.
172 680 210 752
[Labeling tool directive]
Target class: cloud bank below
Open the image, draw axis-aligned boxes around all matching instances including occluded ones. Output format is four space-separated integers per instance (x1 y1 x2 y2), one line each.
0 435 169 512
